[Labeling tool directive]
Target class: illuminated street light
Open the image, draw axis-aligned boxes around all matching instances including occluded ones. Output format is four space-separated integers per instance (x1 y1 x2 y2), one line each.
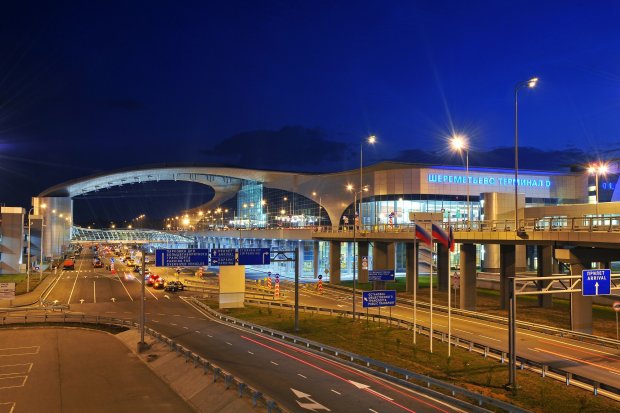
360 135 377 230
514 76 539 232
588 162 609 216
450 134 470 226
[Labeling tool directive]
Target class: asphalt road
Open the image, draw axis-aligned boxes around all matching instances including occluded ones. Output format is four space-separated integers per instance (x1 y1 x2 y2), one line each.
42 250 620 409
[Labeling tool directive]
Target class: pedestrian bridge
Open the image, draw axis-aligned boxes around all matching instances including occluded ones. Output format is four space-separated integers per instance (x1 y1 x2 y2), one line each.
70 227 193 244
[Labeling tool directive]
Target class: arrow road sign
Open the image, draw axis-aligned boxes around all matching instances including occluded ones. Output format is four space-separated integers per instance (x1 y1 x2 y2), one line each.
210 248 236 266
362 290 396 308
368 269 395 282
238 248 271 265
156 249 210 267
582 269 611 296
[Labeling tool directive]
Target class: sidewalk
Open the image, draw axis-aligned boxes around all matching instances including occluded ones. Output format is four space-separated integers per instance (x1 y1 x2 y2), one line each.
0 269 59 308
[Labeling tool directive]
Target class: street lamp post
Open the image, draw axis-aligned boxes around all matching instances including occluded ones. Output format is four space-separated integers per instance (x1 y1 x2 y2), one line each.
360 135 376 231
347 184 368 320
450 135 470 228
588 162 608 218
26 207 35 293
514 77 538 232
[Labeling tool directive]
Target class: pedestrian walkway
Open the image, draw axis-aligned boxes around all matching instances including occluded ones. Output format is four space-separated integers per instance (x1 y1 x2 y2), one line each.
0 268 59 309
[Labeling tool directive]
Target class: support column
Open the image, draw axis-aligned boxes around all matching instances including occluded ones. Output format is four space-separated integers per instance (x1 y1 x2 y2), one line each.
405 242 417 293
437 243 449 292
500 244 516 310
313 241 319 279
536 245 553 308
358 241 369 283
373 242 395 290
459 243 477 310
329 241 341 284
569 260 592 334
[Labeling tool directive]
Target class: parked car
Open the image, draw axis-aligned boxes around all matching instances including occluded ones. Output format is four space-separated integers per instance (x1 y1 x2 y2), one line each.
164 281 185 292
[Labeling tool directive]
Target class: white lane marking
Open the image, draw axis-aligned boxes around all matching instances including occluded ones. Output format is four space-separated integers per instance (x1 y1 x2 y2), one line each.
608 370 620 376
195 331 200 334
158 313 166 316
247 351 254 355
331 389 341 395
171 323 177 326
93 281 96 303
369 409 379 413
0 376 27 389
173 314 181 317
207 334 213 338
67 271 80 305
297 373 307 379
187 316 195 319
480 335 501 342
42 272 64 301
226 342 232 346
271 361 278 366
183 326 189 330
123 312 132 314
0 402 15 413
115 273 134 301
0 363 33 376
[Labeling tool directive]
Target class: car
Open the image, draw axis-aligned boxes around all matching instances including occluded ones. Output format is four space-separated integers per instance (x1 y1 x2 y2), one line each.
152 277 165 289
138 267 150 275
93 258 103 268
133 265 141 273
164 281 185 292
63 259 75 270
125 259 134 266
146 274 158 286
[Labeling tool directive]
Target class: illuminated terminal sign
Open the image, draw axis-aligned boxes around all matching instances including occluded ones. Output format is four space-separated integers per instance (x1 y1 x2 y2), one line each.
427 173 551 188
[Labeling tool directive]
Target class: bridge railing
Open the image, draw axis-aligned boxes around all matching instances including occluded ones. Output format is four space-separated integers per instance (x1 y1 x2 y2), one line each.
313 216 620 234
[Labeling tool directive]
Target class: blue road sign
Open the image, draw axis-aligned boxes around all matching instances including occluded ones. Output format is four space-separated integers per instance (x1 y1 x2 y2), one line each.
582 269 611 296
238 248 271 265
368 269 395 282
318 274 323 280
210 248 237 266
155 249 210 267
362 290 396 308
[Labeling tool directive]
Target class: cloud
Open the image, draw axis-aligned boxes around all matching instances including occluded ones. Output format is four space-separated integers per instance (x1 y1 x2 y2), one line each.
391 146 588 171
202 126 354 171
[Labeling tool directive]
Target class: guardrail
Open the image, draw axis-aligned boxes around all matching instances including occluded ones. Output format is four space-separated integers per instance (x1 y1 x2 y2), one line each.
313 216 620 234
188 298 531 413
224 295 620 402
325 284 620 350
0 312 286 413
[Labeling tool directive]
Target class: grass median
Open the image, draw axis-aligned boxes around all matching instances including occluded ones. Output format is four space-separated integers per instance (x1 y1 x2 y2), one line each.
206 299 618 413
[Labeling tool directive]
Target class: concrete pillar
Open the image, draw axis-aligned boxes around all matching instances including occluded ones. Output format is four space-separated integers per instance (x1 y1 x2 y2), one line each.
297 241 304 277
39 197 73 259
358 241 369 283
459 243 477 310
313 241 319 279
536 245 553 308
499 244 516 310
373 242 395 290
437 243 449 292
569 260 592 334
0 207 25 274
329 241 341 284
405 242 417 293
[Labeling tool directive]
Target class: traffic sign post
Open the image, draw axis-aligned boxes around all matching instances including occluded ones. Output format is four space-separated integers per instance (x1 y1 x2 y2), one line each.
361 256 368 270
274 273 280 298
155 249 210 267
0 283 15 301
614 302 620 342
368 269 395 282
238 248 271 265
209 248 236 266
362 290 396 308
582 269 611 296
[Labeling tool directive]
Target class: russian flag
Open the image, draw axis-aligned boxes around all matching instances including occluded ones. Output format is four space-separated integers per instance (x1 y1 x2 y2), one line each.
415 224 432 246
432 223 450 249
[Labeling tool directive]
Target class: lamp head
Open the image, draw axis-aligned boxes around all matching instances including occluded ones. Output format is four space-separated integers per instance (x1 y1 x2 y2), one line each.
450 134 467 151
346 184 354 191
528 77 539 88
367 135 377 144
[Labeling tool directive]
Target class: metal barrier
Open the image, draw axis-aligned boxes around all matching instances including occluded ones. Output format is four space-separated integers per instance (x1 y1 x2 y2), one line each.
0 312 287 413
188 298 532 413
216 296 620 402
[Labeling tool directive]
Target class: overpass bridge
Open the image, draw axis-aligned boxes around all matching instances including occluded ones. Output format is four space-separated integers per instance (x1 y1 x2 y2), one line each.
70 227 193 245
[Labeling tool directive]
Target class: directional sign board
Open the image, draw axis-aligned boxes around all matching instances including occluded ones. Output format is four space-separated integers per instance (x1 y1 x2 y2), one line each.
362 290 396 308
582 269 611 296
0 283 15 300
238 248 271 265
155 249 210 267
368 269 395 282
210 248 237 266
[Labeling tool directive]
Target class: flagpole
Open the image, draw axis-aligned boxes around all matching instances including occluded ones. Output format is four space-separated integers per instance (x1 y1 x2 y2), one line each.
413 236 417 345
430 224 433 354
448 233 451 358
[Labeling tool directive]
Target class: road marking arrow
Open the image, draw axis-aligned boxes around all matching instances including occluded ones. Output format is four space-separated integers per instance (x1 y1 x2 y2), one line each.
111 297 116 303
53 300 59 305
79 299 84 304
164 295 170 300
290 388 330 411
348 380 393 400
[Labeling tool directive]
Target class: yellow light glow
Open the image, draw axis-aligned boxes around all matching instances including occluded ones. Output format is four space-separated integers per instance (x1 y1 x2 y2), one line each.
41 204 47 209
528 77 539 88
450 134 467 151
368 135 376 144
346 184 353 191
182 218 190 226
312 192 317 196
280 209 286 215
128 224 132 229
198 211 203 216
